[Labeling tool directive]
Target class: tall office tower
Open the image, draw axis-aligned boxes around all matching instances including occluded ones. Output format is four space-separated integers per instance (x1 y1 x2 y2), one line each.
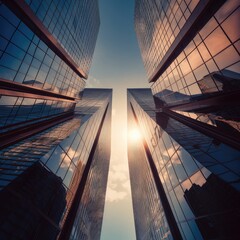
128 90 173 240
130 0 240 239
0 1 111 240
128 89 240 240
0 88 112 240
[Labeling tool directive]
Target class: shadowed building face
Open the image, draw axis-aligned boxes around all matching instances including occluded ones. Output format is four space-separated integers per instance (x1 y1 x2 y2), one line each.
0 1 112 240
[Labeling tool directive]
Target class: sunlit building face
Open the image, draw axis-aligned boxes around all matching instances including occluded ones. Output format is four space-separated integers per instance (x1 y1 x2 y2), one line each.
128 88 240 240
132 0 240 239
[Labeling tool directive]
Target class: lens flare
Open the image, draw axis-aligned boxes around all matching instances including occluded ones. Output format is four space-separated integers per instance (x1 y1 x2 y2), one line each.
129 128 141 141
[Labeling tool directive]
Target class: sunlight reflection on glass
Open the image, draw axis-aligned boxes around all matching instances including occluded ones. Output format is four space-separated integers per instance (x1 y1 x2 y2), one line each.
129 128 141 142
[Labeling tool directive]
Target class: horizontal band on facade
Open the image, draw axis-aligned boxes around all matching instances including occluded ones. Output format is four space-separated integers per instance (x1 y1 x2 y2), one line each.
0 111 71 132
0 111 74 150
2 0 87 80
0 78 76 102
164 108 240 151
149 0 226 83
168 90 240 112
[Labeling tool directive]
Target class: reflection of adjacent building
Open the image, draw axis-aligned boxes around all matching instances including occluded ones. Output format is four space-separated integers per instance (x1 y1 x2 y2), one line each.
135 0 240 135
0 1 111 240
0 162 66 239
131 1 240 237
184 174 240 240
128 98 173 240
198 70 240 94
70 95 112 239
0 88 112 240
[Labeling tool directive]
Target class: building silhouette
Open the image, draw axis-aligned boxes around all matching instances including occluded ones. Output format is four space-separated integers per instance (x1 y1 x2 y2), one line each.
129 0 240 239
0 1 111 240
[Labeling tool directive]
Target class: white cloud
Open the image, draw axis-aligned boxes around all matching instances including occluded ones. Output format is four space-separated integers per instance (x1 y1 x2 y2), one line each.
93 77 100 84
110 171 127 182
108 182 117 189
106 188 128 202
86 75 101 88
111 162 128 172
121 180 131 193
105 162 130 202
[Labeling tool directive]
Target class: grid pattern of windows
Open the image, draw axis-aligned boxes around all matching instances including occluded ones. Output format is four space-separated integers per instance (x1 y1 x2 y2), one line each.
129 89 240 189
0 0 104 238
70 101 111 239
0 89 112 239
135 0 240 159
26 0 100 75
0 95 75 130
151 1 240 105
40 90 111 228
135 0 200 79
128 89 240 240
128 101 172 240
0 116 81 190
173 107 240 137
134 0 240 239
0 3 85 98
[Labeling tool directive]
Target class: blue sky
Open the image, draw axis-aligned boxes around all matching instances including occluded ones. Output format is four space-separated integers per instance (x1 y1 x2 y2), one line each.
88 0 147 89
86 0 149 239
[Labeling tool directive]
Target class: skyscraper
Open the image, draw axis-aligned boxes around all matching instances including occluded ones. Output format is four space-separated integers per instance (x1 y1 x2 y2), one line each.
128 88 240 240
129 0 240 239
0 1 111 240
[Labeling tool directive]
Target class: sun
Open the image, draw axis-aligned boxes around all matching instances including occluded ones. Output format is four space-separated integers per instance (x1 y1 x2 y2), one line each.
129 128 141 142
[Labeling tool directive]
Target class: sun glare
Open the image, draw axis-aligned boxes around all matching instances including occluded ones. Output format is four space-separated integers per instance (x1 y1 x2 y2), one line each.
129 128 141 142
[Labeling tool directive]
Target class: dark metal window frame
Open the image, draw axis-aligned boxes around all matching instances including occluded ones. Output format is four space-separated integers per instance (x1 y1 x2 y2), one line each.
0 78 77 102
157 89 240 150
130 102 183 240
2 0 88 79
168 89 240 113
0 111 74 150
162 108 240 151
149 0 226 83
58 104 109 240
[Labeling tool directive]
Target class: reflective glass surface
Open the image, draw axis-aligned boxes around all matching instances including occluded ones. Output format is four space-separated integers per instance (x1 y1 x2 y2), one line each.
135 0 199 79
128 89 240 240
128 98 173 240
0 0 104 238
25 0 100 75
135 0 240 134
0 3 86 97
0 1 90 131
70 98 112 239
0 95 75 130
0 89 112 239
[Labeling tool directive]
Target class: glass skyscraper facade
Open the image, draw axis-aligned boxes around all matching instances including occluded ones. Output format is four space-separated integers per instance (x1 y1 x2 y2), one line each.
0 88 112 240
128 92 173 240
70 90 112 239
128 89 240 240
0 1 111 240
131 0 240 239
